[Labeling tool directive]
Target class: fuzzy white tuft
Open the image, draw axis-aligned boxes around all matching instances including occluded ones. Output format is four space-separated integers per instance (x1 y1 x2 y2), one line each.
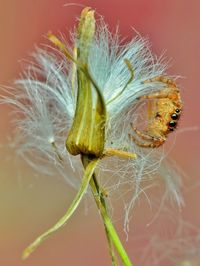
1 16 183 225
139 218 200 266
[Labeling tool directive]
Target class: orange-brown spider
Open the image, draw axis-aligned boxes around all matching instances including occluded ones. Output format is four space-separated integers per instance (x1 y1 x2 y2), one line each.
129 76 183 148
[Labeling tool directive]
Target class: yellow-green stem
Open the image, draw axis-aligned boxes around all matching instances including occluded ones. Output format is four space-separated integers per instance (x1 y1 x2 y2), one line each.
82 155 133 266
90 175 119 266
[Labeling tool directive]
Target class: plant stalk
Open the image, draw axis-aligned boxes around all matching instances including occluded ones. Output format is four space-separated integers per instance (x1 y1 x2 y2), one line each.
82 155 133 266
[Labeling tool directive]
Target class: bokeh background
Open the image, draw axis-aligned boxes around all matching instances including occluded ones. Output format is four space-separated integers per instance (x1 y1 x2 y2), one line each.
0 1 200 266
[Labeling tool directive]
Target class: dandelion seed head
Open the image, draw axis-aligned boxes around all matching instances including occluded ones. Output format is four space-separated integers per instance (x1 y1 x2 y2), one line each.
1 11 183 223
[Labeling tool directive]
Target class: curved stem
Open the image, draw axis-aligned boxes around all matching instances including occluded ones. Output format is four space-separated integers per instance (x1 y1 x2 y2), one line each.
22 157 99 260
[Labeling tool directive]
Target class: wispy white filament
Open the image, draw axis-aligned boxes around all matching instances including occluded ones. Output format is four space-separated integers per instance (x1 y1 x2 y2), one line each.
139 217 200 266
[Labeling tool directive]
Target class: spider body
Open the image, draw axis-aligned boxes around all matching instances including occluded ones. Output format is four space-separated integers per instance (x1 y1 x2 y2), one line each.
130 76 183 148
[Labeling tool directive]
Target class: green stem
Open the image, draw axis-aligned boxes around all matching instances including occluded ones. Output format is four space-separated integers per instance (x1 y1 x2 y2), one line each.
90 175 119 266
105 226 119 266
82 155 133 266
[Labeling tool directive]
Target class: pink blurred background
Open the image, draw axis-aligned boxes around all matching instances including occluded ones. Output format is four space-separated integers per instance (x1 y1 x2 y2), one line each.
0 1 200 265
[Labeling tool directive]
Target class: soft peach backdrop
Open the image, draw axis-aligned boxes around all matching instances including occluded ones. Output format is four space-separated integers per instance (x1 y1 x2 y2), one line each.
0 1 200 266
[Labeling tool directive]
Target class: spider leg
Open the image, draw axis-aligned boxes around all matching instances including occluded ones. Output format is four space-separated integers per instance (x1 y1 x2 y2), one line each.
139 86 180 102
129 134 164 148
130 123 166 148
130 123 155 141
139 88 170 100
139 75 179 101
143 76 177 87
147 99 156 122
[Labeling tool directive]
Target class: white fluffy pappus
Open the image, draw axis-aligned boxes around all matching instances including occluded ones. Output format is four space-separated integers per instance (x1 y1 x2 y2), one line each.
0 17 184 225
139 218 200 266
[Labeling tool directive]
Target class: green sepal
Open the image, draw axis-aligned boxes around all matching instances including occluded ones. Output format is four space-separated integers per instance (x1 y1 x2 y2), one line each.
66 7 107 157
